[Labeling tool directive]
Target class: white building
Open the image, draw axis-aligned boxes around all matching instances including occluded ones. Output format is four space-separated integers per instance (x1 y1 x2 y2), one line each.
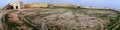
9 1 24 9
2 1 24 10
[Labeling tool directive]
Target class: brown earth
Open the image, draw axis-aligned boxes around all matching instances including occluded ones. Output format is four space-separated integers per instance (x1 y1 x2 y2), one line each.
1 8 120 30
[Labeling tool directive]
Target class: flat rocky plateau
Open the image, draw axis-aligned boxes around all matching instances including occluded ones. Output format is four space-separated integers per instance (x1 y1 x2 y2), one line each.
1 8 120 30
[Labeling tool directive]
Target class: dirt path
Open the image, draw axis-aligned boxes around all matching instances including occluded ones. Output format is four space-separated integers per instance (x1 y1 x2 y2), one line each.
0 10 12 19
0 10 13 30
3 10 39 30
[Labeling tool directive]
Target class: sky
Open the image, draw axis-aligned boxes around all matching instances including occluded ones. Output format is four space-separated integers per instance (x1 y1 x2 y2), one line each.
0 0 120 10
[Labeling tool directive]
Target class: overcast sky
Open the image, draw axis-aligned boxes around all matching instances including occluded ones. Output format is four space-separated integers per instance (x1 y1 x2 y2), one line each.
0 0 120 10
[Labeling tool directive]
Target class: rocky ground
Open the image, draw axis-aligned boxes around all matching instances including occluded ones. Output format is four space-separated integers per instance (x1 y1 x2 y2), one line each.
1 7 120 30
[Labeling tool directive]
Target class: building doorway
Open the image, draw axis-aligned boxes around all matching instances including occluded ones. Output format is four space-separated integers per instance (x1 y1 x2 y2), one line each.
7 5 14 9
16 6 18 9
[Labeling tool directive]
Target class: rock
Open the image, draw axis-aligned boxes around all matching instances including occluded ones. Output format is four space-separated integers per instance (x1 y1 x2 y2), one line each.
1 8 120 30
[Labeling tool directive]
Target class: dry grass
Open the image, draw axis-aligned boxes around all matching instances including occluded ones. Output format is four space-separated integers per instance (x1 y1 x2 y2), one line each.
1 7 120 30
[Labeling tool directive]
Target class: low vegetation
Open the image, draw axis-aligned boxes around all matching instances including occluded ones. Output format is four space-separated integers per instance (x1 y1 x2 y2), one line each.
1 7 120 30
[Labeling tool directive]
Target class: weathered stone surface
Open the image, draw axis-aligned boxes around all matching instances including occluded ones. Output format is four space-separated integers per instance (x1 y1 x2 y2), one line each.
1 8 120 30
